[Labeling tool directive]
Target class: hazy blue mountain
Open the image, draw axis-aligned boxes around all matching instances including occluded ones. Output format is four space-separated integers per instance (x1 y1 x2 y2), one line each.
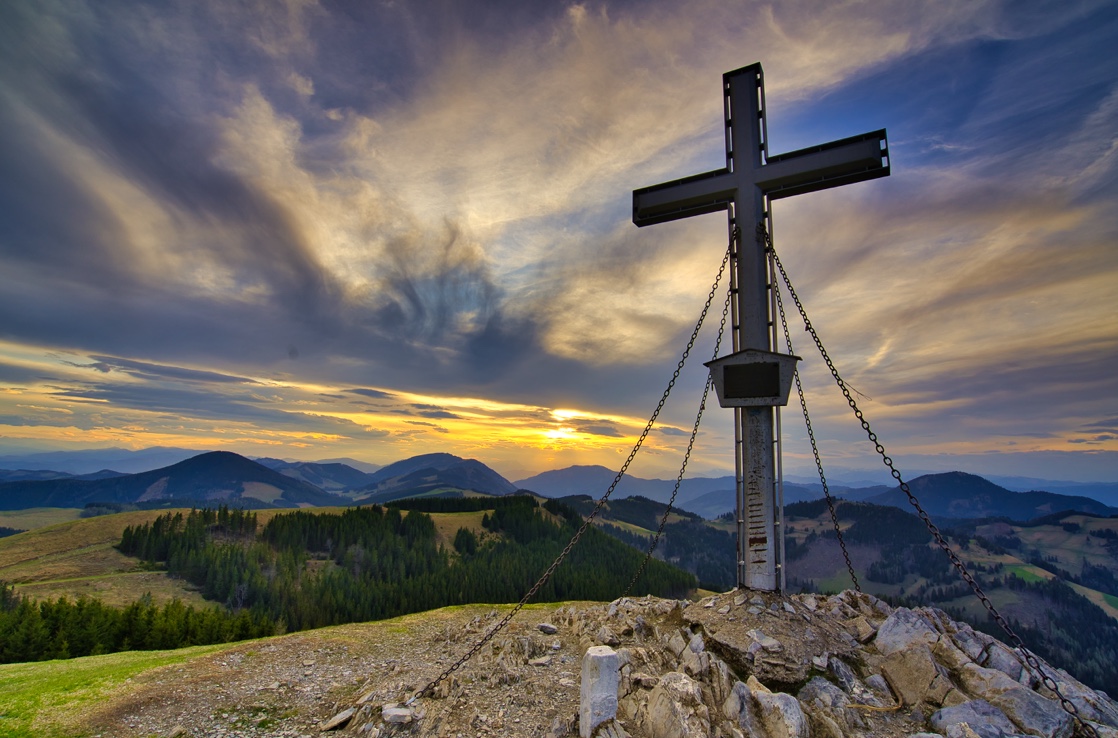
254 459 374 493
0 447 200 475
316 457 383 474
681 482 822 520
864 471 1118 520
0 469 74 483
0 468 128 483
0 452 346 510
514 465 737 507
354 454 517 502
985 476 1118 507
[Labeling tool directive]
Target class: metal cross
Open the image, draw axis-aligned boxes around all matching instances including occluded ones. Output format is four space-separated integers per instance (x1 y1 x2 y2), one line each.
633 63 889 591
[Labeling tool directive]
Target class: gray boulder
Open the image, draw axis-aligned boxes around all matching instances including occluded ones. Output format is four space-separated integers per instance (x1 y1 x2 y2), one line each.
931 700 1019 738
875 608 940 655
991 687 1073 738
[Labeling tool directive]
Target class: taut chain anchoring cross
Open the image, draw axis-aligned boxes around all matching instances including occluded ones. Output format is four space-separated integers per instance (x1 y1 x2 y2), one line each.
633 63 889 592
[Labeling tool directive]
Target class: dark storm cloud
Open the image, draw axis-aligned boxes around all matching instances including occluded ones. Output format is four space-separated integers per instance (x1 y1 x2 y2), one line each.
0 0 343 343
397 404 461 420
46 380 367 436
79 356 258 384
572 424 624 438
345 389 395 400
0 361 56 385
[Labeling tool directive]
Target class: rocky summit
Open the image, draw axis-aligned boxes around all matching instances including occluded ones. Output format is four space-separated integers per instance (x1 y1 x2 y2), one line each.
80 591 1117 738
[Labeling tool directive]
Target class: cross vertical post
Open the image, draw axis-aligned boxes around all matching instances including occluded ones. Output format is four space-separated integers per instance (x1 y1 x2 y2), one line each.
633 63 889 592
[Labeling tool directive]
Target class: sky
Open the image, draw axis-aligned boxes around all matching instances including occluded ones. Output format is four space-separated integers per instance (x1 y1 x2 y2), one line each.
0 0 1116 484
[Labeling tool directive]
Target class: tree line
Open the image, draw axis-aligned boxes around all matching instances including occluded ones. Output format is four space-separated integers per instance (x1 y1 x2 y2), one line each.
1 499 695 664
0 583 274 664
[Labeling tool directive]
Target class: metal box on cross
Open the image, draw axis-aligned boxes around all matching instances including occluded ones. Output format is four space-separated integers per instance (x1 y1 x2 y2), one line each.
705 349 800 408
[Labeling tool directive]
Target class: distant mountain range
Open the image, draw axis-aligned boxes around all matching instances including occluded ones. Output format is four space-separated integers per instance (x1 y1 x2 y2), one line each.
0 452 344 510
861 471 1117 520
0 448 1114 522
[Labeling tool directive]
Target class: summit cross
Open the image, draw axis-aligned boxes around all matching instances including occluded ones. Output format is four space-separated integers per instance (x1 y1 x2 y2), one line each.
633 63 889 591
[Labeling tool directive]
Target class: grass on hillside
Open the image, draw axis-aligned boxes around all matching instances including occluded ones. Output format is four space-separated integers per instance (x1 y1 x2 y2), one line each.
1 601 578 737
0 507 355 606
0 642 232 738
1002 564 1051 584
0 509 82 532
0 504 541 607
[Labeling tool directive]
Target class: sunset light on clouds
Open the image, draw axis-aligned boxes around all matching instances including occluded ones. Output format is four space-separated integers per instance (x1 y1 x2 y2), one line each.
0 0 1116 482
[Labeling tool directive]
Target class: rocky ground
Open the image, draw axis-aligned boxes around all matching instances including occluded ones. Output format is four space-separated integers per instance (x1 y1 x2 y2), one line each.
75 591 1118 738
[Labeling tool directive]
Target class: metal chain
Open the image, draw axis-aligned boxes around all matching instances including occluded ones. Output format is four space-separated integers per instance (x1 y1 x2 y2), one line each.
409 234 736 704
623 285 732 598
763 225 1097 738
772 273 860 592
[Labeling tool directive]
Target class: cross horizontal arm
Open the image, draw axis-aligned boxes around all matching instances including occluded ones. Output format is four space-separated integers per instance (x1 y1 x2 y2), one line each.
632 169 735 227
759 130 888 200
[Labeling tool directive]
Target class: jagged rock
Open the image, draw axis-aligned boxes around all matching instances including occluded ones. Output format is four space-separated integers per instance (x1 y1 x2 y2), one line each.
799 676 850 711
981 643 1024 681
828 656 859 693
596 626 621 647
381 706 414 724
747 676 810 738
592 719 630 738
680 644 709 677
866 674 893 700
952 627 994 661
846 615 876 642
931 700 1018 738
957 663 1021 698
81 593 1118 738
667 631 688 658
167 726 189 738
723 680 763 736
530 655 552 666
881 645 937 706
1044 672 1118 728
581 646 619 738
321 707 357 730
646 671 710 738
927 673 955 706
746 629 782 652
539 623 559 635
990 686 1073 738
933 635 973 671
874 608 940 655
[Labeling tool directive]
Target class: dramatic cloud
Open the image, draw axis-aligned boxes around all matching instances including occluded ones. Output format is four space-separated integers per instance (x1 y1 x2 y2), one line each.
0 0 1115 481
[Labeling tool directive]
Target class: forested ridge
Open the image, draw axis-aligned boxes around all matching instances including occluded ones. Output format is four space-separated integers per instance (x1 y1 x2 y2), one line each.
0 497 695 664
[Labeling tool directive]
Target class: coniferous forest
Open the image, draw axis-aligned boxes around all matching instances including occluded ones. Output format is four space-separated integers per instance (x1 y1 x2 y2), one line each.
0 497 695 663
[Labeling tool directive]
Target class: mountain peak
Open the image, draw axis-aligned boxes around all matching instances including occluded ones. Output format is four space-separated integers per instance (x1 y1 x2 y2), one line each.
66 591 1118 737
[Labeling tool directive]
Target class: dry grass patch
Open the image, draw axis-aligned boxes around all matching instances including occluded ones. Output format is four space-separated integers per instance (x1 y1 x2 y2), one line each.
15 571 209 608
429 511 489 551
0 508 82 532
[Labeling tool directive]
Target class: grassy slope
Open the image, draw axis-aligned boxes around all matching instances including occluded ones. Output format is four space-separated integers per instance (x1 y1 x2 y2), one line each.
0 508 82 532
0 505 509 606
0 643 230 738
782 507 1118 620
0 602 569 738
